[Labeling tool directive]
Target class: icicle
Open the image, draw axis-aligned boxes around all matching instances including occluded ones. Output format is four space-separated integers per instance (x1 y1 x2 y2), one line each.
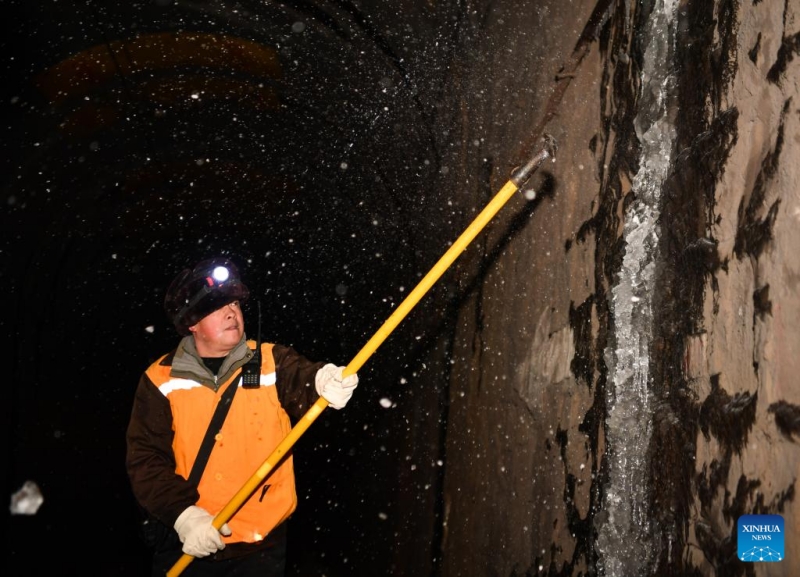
596 1 678 575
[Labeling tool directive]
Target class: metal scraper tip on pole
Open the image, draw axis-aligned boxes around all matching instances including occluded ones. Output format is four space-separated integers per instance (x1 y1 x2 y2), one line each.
512 133 557 201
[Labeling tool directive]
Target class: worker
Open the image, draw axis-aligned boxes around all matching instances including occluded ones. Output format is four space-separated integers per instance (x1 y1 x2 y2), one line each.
126 256 358 576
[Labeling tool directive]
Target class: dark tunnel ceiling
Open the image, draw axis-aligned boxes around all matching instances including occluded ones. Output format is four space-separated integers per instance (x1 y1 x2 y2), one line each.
3 1 466 349
4 1 451 254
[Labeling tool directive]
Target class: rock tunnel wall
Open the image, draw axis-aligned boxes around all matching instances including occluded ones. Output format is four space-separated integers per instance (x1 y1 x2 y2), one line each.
392 1 800 576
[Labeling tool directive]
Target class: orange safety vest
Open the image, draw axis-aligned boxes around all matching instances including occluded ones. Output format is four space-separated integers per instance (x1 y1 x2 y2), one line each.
146 342 296 544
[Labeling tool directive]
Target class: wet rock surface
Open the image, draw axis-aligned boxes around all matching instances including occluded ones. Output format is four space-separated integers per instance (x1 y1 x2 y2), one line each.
421 0 799 576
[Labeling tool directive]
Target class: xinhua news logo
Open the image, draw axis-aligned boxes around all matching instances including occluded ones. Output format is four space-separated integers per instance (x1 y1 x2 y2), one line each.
738 514 784 562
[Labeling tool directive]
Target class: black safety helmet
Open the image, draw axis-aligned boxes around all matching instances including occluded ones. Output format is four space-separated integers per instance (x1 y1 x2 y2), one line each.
164 257 250 335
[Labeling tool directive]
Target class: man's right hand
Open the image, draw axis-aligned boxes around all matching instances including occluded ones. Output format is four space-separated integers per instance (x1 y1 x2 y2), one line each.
173 505 232 558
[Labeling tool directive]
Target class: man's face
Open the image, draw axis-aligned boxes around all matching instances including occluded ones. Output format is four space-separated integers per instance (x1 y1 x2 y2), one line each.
189 301 245 357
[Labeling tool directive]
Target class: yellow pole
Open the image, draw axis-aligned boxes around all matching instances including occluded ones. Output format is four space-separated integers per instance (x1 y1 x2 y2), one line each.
167 137 555 577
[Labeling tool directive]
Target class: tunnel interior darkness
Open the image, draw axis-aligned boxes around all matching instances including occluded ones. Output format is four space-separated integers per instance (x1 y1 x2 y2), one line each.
5 2 468 574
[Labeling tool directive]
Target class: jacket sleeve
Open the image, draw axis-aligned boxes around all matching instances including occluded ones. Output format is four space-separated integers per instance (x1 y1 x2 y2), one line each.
125 371 199 527
272 344 326 420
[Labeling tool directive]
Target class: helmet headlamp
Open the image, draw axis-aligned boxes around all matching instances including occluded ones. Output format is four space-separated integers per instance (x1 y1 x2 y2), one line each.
164 258 250 335
210 266 230 283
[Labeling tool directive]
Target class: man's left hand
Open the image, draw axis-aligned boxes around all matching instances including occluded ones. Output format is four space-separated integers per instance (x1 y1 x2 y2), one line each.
315 364 358 409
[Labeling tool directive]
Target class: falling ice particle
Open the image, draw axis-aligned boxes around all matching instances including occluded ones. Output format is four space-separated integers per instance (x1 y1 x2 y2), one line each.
378 512 388 520
145 325 155 333
379 398 392 408
10 481 44 515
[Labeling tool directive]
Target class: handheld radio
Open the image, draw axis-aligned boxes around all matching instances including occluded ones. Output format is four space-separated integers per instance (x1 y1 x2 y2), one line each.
241 301 262 388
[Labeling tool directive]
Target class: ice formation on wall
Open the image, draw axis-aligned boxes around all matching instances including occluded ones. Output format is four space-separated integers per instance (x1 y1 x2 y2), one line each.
596 0 678 575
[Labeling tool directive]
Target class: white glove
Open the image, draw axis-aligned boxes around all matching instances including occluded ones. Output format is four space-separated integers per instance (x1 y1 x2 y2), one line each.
315 363 359 410
173 505 232 558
